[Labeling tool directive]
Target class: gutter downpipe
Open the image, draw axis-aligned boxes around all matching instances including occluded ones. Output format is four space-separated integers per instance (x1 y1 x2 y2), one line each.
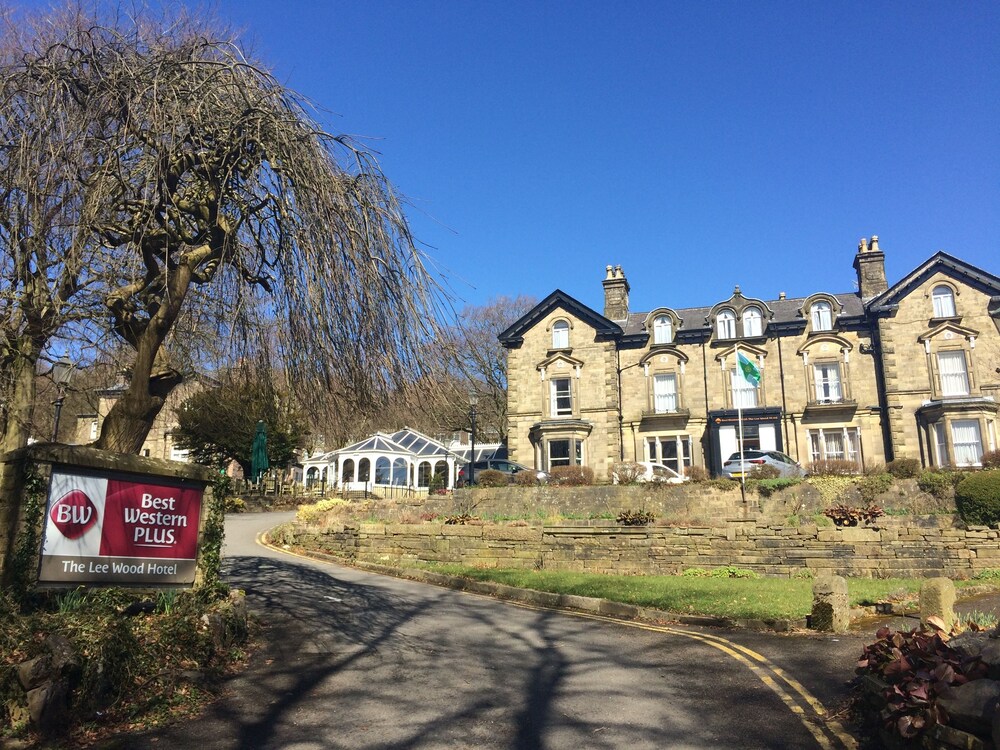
869 311 895 462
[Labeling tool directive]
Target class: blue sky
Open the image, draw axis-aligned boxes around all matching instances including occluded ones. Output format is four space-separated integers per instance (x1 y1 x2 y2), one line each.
21 1 1000 316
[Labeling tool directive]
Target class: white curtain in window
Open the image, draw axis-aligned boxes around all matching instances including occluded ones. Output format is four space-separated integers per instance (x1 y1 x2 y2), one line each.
742 307 762 337
730 369 758 408
717 310 736 339
653 373 677 412
823 430 845 460
932 286 956 317
811 301 832 331
951 420 983 466
938 351 970 396
552 320 569 348
653 316 672 344
813 363 842 402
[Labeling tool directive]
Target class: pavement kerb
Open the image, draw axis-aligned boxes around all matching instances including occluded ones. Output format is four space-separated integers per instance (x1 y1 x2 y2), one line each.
260 533 808 633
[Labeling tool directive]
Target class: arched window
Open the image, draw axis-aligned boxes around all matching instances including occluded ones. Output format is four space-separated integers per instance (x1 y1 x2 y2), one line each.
341 458 354 483
358 458 371 482
418 461 432 487
392 458 407 486
375 457 391 484
742 307 762 337
811 301 832 331
653 315 673 345
306 467 319 487
552 319 570 348
433 461 449 488
716 309 736 339
932 285 956 318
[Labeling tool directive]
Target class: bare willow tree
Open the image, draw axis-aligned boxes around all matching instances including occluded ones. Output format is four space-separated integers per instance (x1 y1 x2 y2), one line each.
0 6 444 454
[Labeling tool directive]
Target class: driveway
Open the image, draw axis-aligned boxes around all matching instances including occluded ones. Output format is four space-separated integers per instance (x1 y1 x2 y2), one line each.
126 513 863 749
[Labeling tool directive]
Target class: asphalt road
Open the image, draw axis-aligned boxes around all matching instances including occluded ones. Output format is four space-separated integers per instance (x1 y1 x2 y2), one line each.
128 513 867 750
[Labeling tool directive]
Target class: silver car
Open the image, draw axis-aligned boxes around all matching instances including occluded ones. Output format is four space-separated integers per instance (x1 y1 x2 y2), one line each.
722 450 805 478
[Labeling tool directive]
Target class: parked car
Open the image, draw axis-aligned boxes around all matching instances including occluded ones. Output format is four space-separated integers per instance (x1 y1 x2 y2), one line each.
611 461 687 484
721 450 805 478
456 459 548 487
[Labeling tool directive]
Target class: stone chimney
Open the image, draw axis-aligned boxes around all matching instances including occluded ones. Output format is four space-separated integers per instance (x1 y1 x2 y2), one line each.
853 235 888 301
602 264 630 321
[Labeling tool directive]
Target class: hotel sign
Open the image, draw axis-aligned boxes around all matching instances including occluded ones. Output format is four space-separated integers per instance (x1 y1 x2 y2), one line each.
38 467 205 586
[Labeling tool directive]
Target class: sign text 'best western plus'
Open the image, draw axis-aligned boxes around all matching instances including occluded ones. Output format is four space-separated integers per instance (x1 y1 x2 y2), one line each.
38 467 205 586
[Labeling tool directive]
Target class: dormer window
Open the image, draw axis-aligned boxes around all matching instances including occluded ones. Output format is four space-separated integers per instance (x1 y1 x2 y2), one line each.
932 285 956 318
653 315 673 345
811 301 833 331
742 306 763 337
717 309 736 339
552 319 570 349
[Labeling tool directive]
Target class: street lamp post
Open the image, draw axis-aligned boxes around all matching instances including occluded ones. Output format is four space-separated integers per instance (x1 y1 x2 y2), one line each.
51 356 74 442
468 392 479 486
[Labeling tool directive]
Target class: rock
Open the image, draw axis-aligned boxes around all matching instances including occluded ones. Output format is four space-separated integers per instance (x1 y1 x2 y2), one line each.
26 680 69 733
950 631 990 661
982 640 1000 681
17 655 52 690
811 575 849 633
45 633 78 677
937 680 1000 737
920 577 956 630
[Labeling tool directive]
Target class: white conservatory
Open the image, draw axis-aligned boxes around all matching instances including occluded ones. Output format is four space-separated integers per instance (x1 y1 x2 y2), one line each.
302 428 470 494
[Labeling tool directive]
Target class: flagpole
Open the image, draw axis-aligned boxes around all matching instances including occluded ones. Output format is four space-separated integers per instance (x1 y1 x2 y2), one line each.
735 343 746 502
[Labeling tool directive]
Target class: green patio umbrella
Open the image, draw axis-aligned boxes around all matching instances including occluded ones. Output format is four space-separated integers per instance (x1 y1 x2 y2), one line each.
250 420 269 483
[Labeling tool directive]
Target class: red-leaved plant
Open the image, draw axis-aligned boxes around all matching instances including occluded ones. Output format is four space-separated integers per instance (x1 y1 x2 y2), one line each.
856 617 988 740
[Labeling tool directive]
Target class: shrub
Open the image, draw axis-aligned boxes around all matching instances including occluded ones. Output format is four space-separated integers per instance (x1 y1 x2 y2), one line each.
475 469 507 487
807 459 859 476
955 470 1000 526
705 478 740 491
682 566 758 579
513 469 541 486
748 464 781 479
822 503 884 526
981 449 1000 469
684 465 709 482
549 466 595 486
917 470 959 499
616 508 655 525
296 498 348 524
756 478 802 497
858 472 894 503
857 623 988 741
610 461 645 485
886 458 920 478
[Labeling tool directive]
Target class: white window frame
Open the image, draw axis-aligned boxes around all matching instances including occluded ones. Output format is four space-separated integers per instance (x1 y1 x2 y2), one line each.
807 427 861 467
813 362 842 403
937 350 970 396
811 301 832 331
653 373 678 413
552 319 570 349
933 423 949 466
717 309 736 339
742 306 763 337
653 315 673 345
550 377 573 417
932 285 956 318
951 420 983 467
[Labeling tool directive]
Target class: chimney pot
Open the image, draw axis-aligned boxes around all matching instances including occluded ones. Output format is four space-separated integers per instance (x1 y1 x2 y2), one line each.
779 291 786 300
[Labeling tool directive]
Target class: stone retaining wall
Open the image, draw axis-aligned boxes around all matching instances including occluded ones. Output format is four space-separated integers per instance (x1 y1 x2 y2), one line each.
287 514 1000 579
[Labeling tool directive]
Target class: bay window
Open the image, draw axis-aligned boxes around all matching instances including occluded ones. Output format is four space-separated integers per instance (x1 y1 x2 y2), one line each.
808 427 861 468
951 420 983 466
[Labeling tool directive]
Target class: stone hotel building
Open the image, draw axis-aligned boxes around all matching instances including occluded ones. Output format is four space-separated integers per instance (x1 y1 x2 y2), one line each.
499 237 1000 478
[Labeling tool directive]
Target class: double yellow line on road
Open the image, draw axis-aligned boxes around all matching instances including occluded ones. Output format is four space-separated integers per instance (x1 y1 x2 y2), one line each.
540 607 858 750
259 532 857 750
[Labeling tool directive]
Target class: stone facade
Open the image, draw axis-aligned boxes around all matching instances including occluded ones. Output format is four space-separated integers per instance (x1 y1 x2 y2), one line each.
500 238 1000 477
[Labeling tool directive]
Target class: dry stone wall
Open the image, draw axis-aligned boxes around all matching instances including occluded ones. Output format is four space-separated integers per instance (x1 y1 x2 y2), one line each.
289 513 1000 579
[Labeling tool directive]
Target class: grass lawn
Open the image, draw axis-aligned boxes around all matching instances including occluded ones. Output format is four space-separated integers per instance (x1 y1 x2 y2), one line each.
420 564 989 621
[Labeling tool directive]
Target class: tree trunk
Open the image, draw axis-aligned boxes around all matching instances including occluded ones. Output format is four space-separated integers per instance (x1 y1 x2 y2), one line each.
1 343 42 454
94 370 183 454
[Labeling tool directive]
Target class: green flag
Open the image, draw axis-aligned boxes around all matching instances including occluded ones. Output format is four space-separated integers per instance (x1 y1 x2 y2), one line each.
737 351 761 387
